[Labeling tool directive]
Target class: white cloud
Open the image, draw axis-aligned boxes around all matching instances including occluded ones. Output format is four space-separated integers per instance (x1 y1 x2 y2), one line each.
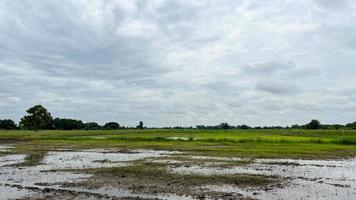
6 97 21 103
0 0 356 126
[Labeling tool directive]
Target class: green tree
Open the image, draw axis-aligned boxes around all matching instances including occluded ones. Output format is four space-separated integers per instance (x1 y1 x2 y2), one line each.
103 122 120 130
218 122 230 129
346 122 356 129
240 124 251 129
53 118 84 130
84 122 101 130
0 119 17 129
136 121 144 129
20 105 53 130
305 119 321 130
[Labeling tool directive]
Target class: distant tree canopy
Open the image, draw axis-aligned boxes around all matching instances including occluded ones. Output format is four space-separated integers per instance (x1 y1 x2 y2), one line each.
53 118 84 130
196 123 252 130
239 124 251 129
136 121 144 129
0 119 17 130
19 105 53 130
103 122 120 130
346 122 356 129
84 122 101 130
305 119 321 130
218 122 230 129
323 124 344 130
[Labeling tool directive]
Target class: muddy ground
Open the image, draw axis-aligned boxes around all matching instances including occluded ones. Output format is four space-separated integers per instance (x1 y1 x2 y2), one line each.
0 144 355 200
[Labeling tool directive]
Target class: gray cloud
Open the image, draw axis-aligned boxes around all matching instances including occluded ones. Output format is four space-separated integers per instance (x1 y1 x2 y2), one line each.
1 0 356 127
255 81 296 95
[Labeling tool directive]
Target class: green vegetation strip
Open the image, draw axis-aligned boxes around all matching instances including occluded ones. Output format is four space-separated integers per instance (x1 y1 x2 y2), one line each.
1 129 356 159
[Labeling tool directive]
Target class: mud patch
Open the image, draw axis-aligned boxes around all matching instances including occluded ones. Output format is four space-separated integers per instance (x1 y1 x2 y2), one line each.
0 148 179 199
71 162 277 200
172 157 356 200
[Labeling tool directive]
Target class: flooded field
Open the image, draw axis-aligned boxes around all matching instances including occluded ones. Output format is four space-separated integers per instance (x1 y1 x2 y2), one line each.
0 143 355 200
0 145 178 199
172 157 356 199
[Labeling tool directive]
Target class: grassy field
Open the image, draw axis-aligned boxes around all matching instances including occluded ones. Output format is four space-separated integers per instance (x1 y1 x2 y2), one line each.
1 129 356 159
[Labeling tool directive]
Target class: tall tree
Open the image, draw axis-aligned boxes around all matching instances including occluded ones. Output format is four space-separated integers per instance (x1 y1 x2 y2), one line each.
136 121 144 129
20 105 53 130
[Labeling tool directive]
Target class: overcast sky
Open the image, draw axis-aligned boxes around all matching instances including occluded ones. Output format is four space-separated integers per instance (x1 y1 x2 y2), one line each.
1 0 356 127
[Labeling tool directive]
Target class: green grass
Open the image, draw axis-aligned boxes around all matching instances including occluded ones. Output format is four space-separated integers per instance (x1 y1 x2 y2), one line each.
1 129 356 159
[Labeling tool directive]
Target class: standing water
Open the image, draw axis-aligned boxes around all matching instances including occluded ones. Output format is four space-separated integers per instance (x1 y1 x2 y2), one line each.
172 157 356 200
1 144 355 200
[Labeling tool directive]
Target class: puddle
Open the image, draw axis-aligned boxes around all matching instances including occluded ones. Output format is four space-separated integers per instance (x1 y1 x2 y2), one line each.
0 144 14 153
43 149 174 169
0 145 10 150
190 155 249 162
0 183 36 200
166 137 193 141
0 154 26 167
171 157 356 200
172 158 356 180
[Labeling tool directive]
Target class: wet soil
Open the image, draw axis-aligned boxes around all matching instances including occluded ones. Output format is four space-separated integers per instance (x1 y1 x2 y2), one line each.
0 144 355 200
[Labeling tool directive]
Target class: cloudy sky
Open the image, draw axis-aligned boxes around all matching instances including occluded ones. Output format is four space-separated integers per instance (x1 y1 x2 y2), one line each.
1 0 356 127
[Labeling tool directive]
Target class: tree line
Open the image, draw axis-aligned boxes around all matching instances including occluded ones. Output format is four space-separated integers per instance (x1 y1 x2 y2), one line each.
0 105 145 130
1 105 356 130
194 120 355 130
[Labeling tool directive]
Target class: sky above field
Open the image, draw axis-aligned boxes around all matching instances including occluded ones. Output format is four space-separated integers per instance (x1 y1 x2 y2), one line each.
1 0 356 127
